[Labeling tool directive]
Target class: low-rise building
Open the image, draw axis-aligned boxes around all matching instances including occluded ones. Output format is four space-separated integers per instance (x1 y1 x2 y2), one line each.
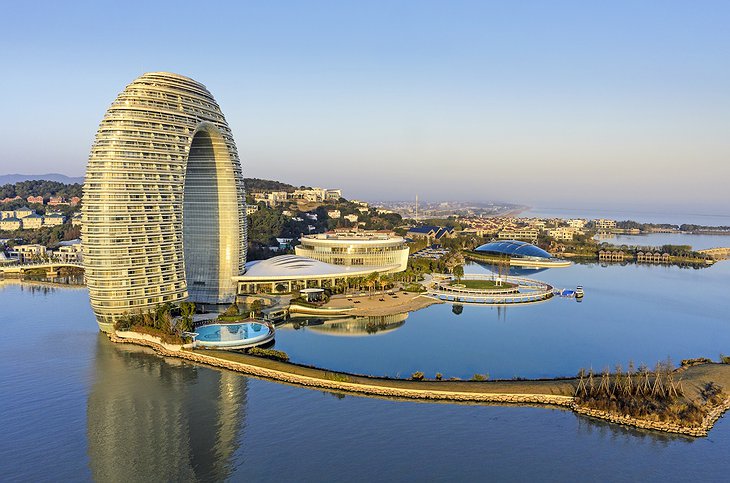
48 196 69 206
0 217 22 231
1 210 16 219
295 229 409 272
10 244 47 263
14 207 34 218
498 227 539 242
27 195 44 204
594 219 617 230
22 213 43 229
344 214 359 223
43 213 66 226
327 209 341 219
71 213 82 227
70 196 81 206
568 218 587 229
55 243 83 263
245 204 259 215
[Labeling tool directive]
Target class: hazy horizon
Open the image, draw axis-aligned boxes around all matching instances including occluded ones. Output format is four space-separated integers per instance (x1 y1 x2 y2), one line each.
2 1 728 214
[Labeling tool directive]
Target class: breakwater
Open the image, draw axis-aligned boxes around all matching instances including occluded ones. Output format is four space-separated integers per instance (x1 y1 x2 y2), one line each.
109 331 729 437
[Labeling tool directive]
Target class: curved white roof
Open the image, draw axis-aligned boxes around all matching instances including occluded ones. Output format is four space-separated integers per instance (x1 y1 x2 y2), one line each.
233 255 397 281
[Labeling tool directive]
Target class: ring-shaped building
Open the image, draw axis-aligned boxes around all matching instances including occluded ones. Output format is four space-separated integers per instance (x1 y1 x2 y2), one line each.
82 72 246 332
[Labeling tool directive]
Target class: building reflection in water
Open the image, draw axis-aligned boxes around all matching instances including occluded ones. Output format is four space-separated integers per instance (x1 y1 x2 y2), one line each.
87 335 246 481
290 312 408 336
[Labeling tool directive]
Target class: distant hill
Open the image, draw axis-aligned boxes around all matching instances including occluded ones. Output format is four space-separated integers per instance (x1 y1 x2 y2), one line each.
0 173 84 184
244 178 302 192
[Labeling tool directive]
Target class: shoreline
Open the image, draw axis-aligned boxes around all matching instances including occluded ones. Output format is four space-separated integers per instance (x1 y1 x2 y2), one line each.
109 331 730 438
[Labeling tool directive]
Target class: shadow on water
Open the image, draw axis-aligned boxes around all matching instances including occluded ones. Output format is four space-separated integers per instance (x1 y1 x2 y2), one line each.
87 335 248 482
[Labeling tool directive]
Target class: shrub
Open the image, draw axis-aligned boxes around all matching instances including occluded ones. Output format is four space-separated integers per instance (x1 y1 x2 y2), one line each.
720 354 730 364
471 373 489 381
680 357 712 367
247 347 289 362
411 371 425 381
324 372 351 383
435 373 443 381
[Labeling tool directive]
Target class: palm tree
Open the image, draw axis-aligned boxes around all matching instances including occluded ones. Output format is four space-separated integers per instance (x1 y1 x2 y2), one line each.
453 264 464 283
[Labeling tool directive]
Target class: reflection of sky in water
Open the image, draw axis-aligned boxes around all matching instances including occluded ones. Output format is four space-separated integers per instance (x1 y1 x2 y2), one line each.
196 323 266 342
273 260 730 379
2 282 730 480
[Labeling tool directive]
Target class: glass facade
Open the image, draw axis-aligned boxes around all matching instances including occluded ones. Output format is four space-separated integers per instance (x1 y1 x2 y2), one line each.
82 72 246 331
475 240 552 259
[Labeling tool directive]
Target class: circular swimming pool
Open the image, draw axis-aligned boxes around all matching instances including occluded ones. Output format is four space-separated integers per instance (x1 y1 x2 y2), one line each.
194 322 274 349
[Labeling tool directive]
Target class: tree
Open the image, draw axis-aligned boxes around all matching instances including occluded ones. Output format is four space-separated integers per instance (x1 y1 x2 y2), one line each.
452 264 464 282
179 302 196 332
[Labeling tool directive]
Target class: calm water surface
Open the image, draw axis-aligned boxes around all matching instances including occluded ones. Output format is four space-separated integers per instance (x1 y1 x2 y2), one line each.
2 272 730 481
273 260 730 379
595 232 730 251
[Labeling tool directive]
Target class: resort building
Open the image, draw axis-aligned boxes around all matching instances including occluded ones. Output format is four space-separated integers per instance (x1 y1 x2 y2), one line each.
295 229 409 272
0 217 22 231
599 250 626 261
82 72 247 331
21 213 43 229
43 213 66 226
407 225 455 241
636 251 671 263
55 242 83 264
10 244 48 263
233 254 397 294
594 219 617 230
474 240 571 268
497 227 539 243
14 207 34 218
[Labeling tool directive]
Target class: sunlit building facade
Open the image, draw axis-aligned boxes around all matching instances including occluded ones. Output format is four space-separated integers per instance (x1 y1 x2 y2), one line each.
294 229 409 272
82 72 246 331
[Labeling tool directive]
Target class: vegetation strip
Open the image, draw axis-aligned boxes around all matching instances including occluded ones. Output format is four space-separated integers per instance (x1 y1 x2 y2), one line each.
109 332 730 437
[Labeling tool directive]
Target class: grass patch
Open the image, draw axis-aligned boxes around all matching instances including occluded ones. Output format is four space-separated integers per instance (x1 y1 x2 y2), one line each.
451 280 516 290
247 347 289 362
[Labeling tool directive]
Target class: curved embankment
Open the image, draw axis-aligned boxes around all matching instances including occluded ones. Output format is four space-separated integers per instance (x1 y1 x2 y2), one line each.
109 332 730 437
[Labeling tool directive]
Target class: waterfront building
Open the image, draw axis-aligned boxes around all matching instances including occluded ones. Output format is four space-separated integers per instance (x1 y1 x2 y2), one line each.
594 219 617 230
636 251 671 263
10 244 47 262
82 72 246 331
474 240 571 268
598 250 626 261
234 254 397 294
56 242 83 264
295 229 409 272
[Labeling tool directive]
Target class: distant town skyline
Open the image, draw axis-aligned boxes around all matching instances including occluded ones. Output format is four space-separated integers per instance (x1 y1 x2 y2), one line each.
2 1 729 214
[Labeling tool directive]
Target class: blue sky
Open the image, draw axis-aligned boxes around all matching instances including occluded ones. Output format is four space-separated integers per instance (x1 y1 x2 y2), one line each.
1 1 728 213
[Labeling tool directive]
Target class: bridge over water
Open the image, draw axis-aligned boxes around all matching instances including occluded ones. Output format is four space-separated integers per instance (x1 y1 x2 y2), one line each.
0 262 84 277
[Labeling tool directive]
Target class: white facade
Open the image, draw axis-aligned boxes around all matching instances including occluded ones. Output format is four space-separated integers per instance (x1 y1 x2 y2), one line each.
295 230 409 273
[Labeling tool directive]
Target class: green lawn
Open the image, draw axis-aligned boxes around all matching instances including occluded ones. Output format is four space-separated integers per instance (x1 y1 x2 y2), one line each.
450 279 516 290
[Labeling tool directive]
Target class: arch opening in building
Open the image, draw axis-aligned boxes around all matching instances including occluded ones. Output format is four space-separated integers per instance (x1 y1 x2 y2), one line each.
82 72 246 332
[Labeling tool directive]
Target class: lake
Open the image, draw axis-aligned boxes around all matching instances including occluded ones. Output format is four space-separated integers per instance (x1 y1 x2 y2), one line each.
1 256 730 480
